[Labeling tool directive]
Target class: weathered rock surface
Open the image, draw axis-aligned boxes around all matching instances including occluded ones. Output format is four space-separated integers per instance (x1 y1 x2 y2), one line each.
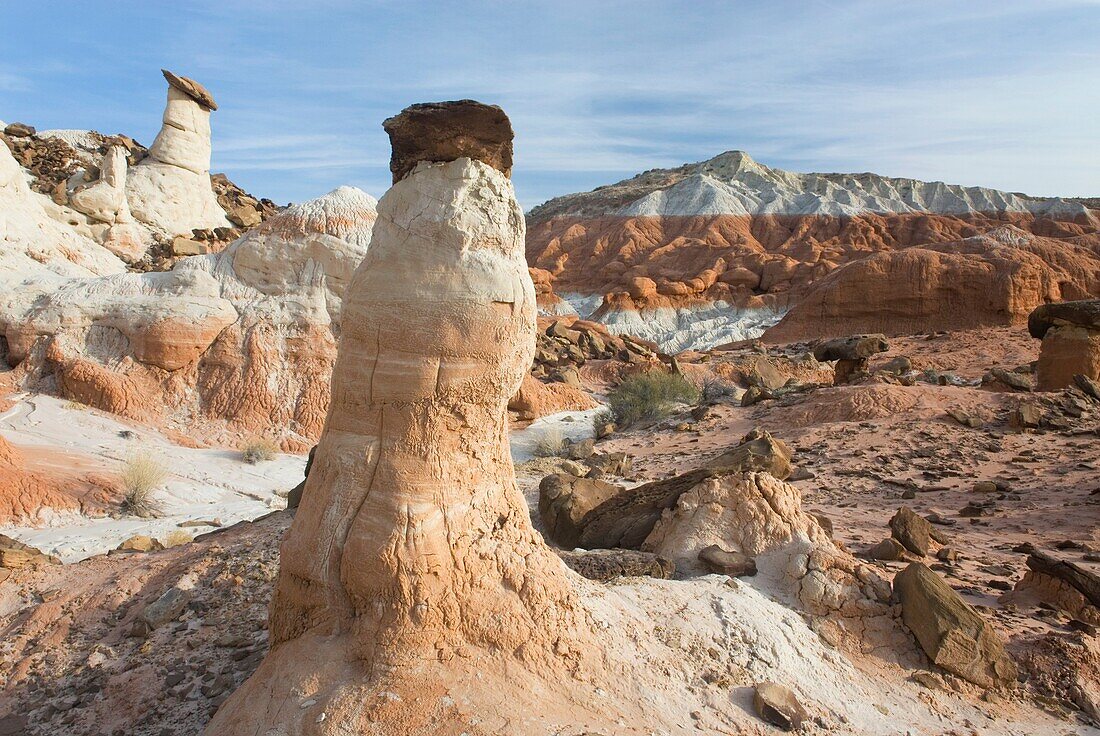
207 111 603 733
125 71 231 236
1 186 377 449
1030 300 1100 390
894 562 1017 688
381 99 513 183
557 548 674 581
641 471 901 653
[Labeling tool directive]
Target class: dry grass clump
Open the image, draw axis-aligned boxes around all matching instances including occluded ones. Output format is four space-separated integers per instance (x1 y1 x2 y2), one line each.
533 426 569 458
241 437 279 464
607 370 700 428
121 452 168 518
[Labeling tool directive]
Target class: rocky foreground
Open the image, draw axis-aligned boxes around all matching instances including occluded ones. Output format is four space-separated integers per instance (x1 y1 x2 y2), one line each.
1 78 1099 735
1 324 1098 734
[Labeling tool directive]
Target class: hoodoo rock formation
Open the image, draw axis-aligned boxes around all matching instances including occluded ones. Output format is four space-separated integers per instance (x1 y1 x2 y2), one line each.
1029 298 1100 390
124 70 231 237
526 151 1100 349
0 186 377 449
207 102 606 734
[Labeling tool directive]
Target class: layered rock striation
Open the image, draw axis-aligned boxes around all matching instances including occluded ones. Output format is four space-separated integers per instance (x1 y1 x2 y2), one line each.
526 151 1100 349
1 186 377 449
208 101 606 734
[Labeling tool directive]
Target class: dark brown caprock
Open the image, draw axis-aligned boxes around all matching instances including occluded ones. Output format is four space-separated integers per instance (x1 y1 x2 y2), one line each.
161 69 218 111
382 99 513 183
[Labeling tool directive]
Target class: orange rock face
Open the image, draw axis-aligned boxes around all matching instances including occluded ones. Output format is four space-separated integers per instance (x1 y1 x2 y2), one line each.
764 227 1100 342
0 434 114 523
509 373 598 420
526 212 1097 313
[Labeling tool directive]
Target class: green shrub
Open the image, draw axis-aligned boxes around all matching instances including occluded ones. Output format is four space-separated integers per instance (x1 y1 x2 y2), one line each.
606 370 700 428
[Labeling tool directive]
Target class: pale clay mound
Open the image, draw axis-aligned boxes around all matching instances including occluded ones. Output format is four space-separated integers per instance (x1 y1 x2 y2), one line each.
0 185 377 451
530 150 1098 221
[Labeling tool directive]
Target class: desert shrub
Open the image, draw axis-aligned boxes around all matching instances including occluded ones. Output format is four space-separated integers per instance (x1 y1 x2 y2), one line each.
591 408 615 435
701 375 741 402
533 426 568 458
241 437 279 464
607 370 700 428
121 452 168 517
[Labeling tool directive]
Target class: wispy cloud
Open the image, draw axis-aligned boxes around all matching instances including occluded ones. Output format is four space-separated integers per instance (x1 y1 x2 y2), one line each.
2 0 1097 208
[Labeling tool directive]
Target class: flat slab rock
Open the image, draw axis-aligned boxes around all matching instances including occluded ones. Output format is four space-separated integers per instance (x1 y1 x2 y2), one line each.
382 99 513 183
557 548 674 581
753 682 809 731
1028 299 1100 338
161 68 217 110
893 562 1017 688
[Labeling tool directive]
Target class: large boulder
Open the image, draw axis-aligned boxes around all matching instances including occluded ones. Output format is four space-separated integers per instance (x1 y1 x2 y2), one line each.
1029 300 1100 390
894 562 1017 688
889 507 933 557
539 473 628 549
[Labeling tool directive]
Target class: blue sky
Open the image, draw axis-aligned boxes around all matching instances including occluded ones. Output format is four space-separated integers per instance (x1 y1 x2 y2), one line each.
2 1 1098 209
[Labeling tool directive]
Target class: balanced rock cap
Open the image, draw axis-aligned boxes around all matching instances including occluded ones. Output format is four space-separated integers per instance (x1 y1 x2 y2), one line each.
812 333 889 362
382 99 513 183
161 69 218 111
1028 299 1100 339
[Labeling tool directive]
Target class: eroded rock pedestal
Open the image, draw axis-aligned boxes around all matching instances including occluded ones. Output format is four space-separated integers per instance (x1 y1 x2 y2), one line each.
1029 299 1100 390
207 102 603 734
124 69 231 236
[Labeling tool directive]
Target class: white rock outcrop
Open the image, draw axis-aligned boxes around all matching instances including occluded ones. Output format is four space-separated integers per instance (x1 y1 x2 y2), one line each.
0 142 126 279
1 186 376 449
124 71 231 236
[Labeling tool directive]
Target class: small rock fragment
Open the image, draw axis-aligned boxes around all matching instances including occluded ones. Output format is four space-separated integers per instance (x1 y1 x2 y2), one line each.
753 682 808 731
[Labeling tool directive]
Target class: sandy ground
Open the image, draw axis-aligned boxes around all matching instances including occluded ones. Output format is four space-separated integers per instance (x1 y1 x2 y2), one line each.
0 395 601 562
0 394 305 561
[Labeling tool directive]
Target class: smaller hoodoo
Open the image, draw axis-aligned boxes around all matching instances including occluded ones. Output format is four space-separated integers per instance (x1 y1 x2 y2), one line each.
124 69 231 236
